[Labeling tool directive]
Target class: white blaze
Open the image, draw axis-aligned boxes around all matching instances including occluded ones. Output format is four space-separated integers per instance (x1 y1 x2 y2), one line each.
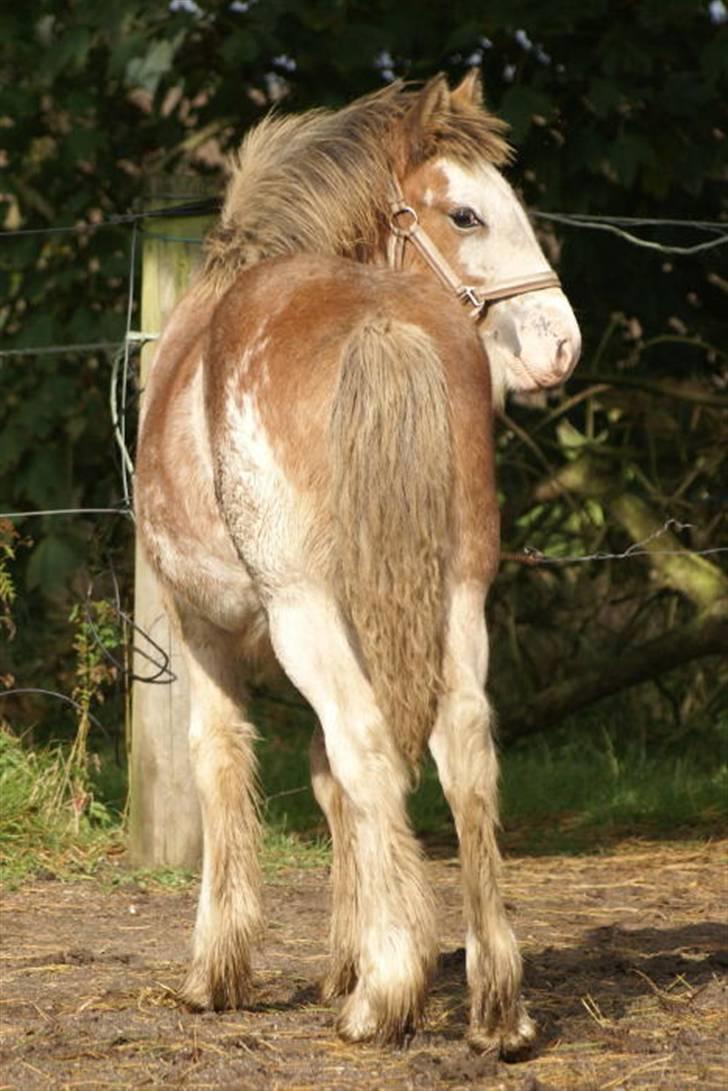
439 159 582 396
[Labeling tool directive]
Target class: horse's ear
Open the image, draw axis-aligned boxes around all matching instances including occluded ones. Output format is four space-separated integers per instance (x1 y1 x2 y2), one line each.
405 73 450 156
451 68 484 109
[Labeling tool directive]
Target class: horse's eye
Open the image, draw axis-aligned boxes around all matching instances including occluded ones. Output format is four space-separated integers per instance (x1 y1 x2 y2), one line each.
449 207 484 230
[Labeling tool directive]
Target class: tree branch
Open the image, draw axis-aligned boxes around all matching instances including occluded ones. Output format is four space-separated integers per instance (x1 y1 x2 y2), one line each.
499 601 728 741
534 456 728 610
571 372 728 409
505 457 728 737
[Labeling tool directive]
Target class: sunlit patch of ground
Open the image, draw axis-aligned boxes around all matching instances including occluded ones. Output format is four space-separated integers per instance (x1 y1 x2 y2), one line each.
0 839 725 1089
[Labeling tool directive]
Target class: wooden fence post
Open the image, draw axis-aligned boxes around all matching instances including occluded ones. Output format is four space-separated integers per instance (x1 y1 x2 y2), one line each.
128 186 213 868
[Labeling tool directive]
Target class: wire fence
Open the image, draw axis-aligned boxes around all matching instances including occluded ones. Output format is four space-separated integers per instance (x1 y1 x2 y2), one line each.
1 198 726 544
2 200 726 498
531 211 728 255
1 193 726 733
2 197 727 249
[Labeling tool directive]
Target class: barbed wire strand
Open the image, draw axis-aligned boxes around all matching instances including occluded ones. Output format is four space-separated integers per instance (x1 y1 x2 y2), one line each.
2 506 724 564
0 202 724 241
513 518 728 567
545 543 727 562
108 222 141 512
531 212 728 256
6 220 725 257
69 566 174 687
0 507 131 519
1 330 158 363
0 340 124 360
0 198 223 238
110 345 136 505
82 598 176 686
0 688 109 736
534 212 728 230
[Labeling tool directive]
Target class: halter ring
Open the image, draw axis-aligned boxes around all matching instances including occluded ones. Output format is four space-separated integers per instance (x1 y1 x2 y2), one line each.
389 205 419 238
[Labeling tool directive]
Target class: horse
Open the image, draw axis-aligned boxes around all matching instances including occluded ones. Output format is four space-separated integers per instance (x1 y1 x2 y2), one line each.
135 70 581 1053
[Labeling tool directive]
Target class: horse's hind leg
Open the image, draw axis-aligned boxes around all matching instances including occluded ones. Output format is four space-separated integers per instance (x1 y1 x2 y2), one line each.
270 585 438 1045
429 583 536 1056
175 606 262 1011
310 727 359 998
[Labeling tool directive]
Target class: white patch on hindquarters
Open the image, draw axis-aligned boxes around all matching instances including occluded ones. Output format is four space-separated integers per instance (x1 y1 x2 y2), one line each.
217 381 318 596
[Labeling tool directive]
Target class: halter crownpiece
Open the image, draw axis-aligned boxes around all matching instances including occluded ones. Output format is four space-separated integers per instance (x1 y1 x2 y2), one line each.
387 176 561 318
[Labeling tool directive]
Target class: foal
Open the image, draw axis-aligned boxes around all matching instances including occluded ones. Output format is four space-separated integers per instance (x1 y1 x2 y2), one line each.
135 71 580 1053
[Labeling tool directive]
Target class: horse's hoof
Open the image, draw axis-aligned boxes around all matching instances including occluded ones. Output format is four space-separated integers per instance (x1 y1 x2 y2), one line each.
336 992 379 1043
180 965 253 1012
180 972 213 1012
337 989 418 1047
468 1006 537 1060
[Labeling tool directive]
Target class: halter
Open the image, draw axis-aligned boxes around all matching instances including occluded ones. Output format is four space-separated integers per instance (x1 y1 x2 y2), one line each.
387 177 561 319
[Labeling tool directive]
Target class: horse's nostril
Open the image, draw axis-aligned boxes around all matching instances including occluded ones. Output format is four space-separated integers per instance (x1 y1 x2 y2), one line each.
555 334 580 372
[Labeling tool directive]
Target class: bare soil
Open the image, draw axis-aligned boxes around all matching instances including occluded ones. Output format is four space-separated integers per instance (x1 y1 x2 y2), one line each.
0 840 725 1089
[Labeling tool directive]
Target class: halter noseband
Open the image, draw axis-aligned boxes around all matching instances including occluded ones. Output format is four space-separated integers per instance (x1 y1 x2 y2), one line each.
387 177 561 319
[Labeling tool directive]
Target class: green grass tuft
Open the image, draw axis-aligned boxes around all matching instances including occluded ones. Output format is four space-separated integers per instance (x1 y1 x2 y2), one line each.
498 728 728 852
262 828 332 875
256 707 728 854
2 696 726 888
0 726 116 885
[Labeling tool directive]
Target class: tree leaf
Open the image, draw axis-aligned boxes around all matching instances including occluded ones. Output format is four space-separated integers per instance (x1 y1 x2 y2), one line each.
587 78 621 118
499 86 553 142
125 35 183 95
26 536 82 594
608 132 655 188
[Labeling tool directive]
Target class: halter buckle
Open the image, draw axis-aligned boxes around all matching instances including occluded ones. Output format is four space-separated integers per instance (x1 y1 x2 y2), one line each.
457 285 486 316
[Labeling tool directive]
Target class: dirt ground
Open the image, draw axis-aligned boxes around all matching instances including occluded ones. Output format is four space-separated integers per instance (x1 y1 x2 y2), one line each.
0 840 725 1090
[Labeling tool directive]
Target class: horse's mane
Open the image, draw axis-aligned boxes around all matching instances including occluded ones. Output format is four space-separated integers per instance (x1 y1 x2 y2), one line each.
201 80 510 296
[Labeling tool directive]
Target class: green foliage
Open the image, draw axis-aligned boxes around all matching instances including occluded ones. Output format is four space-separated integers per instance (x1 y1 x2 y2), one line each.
0 725 115 885
0 520 22 640
254 702 728 853
262 830 332 876
0 1 726 748
110 865 198 892
498 723 728 852
69 599 121 726
0 598 122 883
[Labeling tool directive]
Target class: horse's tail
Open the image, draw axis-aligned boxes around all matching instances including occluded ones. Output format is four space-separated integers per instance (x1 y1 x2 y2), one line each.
329 317 452 767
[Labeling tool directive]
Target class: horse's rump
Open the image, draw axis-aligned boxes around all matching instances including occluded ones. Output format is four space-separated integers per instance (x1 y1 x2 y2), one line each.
203 255 498 758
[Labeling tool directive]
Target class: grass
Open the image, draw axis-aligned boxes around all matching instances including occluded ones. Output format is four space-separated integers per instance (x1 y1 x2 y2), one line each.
255 697 728 853
262 828 332 875
0 725 118 885
499 728 728 851
1 703 725 887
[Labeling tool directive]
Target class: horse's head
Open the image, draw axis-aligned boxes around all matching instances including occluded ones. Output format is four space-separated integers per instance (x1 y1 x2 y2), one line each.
394 72 581 401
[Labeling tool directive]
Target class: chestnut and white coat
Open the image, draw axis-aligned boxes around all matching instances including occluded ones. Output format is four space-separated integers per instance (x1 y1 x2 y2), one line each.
135 71 580 1053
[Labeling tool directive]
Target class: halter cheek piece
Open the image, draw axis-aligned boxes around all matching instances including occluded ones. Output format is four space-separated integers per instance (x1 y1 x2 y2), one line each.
387 177 561 319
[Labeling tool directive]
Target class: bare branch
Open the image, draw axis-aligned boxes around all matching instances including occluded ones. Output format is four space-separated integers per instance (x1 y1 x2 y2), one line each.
499 601 728 740
571 372 727 409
